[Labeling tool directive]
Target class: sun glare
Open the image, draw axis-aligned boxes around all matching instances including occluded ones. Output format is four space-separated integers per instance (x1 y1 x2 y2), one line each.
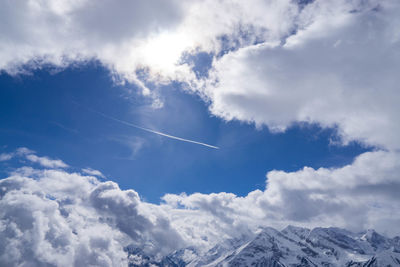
141 31 193 73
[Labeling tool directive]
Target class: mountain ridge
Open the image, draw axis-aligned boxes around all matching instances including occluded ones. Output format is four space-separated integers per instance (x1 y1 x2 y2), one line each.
127 226 400 267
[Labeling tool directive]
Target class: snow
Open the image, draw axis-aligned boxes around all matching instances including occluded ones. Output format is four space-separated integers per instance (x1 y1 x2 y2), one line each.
126 226 400 266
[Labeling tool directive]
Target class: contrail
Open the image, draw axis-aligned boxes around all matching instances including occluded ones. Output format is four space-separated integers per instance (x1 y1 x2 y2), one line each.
78 103 219 149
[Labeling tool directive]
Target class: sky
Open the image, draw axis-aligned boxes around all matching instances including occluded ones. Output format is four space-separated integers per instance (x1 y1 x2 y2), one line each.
0 64 370 202
1 0 400 266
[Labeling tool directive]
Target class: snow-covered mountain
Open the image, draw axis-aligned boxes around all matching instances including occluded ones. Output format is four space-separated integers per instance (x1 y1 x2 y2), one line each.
127 226 400 266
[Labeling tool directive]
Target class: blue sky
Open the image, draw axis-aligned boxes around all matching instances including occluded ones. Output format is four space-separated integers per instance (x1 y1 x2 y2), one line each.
0 63 370 202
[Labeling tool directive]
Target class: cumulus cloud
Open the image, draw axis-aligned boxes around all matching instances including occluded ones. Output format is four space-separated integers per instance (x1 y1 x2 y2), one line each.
163 150 400 237
3 0 398 150
0 0 298 93
202 0 400 149
2 149 400 265
1 0 399 150
0 167 184 266
0 170 127 266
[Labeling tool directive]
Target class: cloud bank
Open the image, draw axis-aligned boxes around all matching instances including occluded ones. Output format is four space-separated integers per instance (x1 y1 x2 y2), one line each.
0 0 297 93
1 149 400 265
0 167 183 266
203 0 400 150
1 0 399 150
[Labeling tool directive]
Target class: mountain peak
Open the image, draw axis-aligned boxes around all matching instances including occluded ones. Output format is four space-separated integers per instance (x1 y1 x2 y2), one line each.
126 226 400 266
282 225 311 240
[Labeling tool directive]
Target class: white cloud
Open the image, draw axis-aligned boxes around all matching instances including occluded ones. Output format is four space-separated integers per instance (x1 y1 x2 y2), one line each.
10 147 69 168
163 150 400 238
0 153 13 161
24 154 69 168
82 168 105 178
0 0 298 94
202 0 400 150
0 170 127 266
1 1 398 151
1 148 68 168
1 150 400 265
0 168 184 266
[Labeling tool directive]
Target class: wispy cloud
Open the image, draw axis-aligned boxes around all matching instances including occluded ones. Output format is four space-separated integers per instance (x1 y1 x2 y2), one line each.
49 121 79 134
0 153 13 161
24 154 68 168
82 168 105 178
108 135 147 160
0 147 69 168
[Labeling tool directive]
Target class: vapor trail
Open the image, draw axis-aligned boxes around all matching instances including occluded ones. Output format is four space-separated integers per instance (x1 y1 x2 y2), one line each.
82 105 219 149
